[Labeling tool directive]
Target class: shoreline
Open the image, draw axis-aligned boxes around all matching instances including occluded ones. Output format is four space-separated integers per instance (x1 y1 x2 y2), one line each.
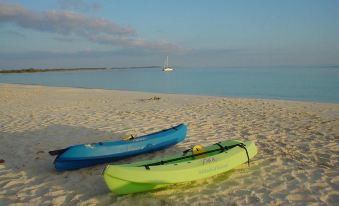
0 83 338 205
1 83 338 105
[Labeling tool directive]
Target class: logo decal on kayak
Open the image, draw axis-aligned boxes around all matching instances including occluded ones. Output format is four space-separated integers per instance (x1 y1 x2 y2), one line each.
202 157 216 165
198 163 229 174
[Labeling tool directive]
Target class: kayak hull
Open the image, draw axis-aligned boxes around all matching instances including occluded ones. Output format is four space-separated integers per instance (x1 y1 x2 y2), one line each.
103 140 257 194
53 124 187 170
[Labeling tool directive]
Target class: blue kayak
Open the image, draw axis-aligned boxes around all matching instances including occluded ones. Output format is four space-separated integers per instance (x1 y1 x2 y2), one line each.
50 124 187 170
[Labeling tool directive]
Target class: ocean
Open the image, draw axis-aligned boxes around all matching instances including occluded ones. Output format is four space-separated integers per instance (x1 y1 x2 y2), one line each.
1 66 338 103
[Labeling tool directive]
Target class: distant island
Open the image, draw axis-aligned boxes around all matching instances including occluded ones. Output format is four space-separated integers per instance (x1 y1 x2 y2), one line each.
0 66 161 74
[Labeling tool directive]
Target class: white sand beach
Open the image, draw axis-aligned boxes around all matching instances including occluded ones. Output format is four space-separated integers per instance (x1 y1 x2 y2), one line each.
0 83 338 206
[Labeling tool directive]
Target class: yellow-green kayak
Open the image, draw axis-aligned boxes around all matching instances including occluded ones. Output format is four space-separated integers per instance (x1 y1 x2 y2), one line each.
103 140 257 194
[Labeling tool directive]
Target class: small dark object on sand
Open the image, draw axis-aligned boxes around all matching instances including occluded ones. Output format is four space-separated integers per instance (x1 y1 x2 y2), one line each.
140 96 161 102
0 159 5 163
148 96 161 100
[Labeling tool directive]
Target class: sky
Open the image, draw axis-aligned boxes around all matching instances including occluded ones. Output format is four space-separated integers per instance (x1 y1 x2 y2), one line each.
0 0 338 68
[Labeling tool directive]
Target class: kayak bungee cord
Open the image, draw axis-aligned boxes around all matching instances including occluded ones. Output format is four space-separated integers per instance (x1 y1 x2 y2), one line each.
143 142 250 170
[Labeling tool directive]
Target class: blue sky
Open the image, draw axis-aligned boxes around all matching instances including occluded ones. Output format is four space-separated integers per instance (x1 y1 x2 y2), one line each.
0 0 338 68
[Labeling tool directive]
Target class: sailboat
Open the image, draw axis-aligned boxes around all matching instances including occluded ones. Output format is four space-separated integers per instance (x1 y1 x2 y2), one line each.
162 56 174 72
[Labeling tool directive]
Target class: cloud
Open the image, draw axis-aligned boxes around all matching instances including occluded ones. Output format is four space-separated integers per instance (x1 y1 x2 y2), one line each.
53 37 76 42
56 0 100 12
87 33 187 52
0 3 183 52
0 3 134 36
1 29 26 38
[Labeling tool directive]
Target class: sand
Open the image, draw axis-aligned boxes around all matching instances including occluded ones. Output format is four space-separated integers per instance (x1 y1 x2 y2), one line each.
0 83 338 206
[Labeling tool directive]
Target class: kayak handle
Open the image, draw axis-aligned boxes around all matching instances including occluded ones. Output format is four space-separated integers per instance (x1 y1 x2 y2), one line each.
48 148 67 156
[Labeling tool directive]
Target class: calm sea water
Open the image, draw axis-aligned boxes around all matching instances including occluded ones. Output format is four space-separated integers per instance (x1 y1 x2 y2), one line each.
1 67 338 103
